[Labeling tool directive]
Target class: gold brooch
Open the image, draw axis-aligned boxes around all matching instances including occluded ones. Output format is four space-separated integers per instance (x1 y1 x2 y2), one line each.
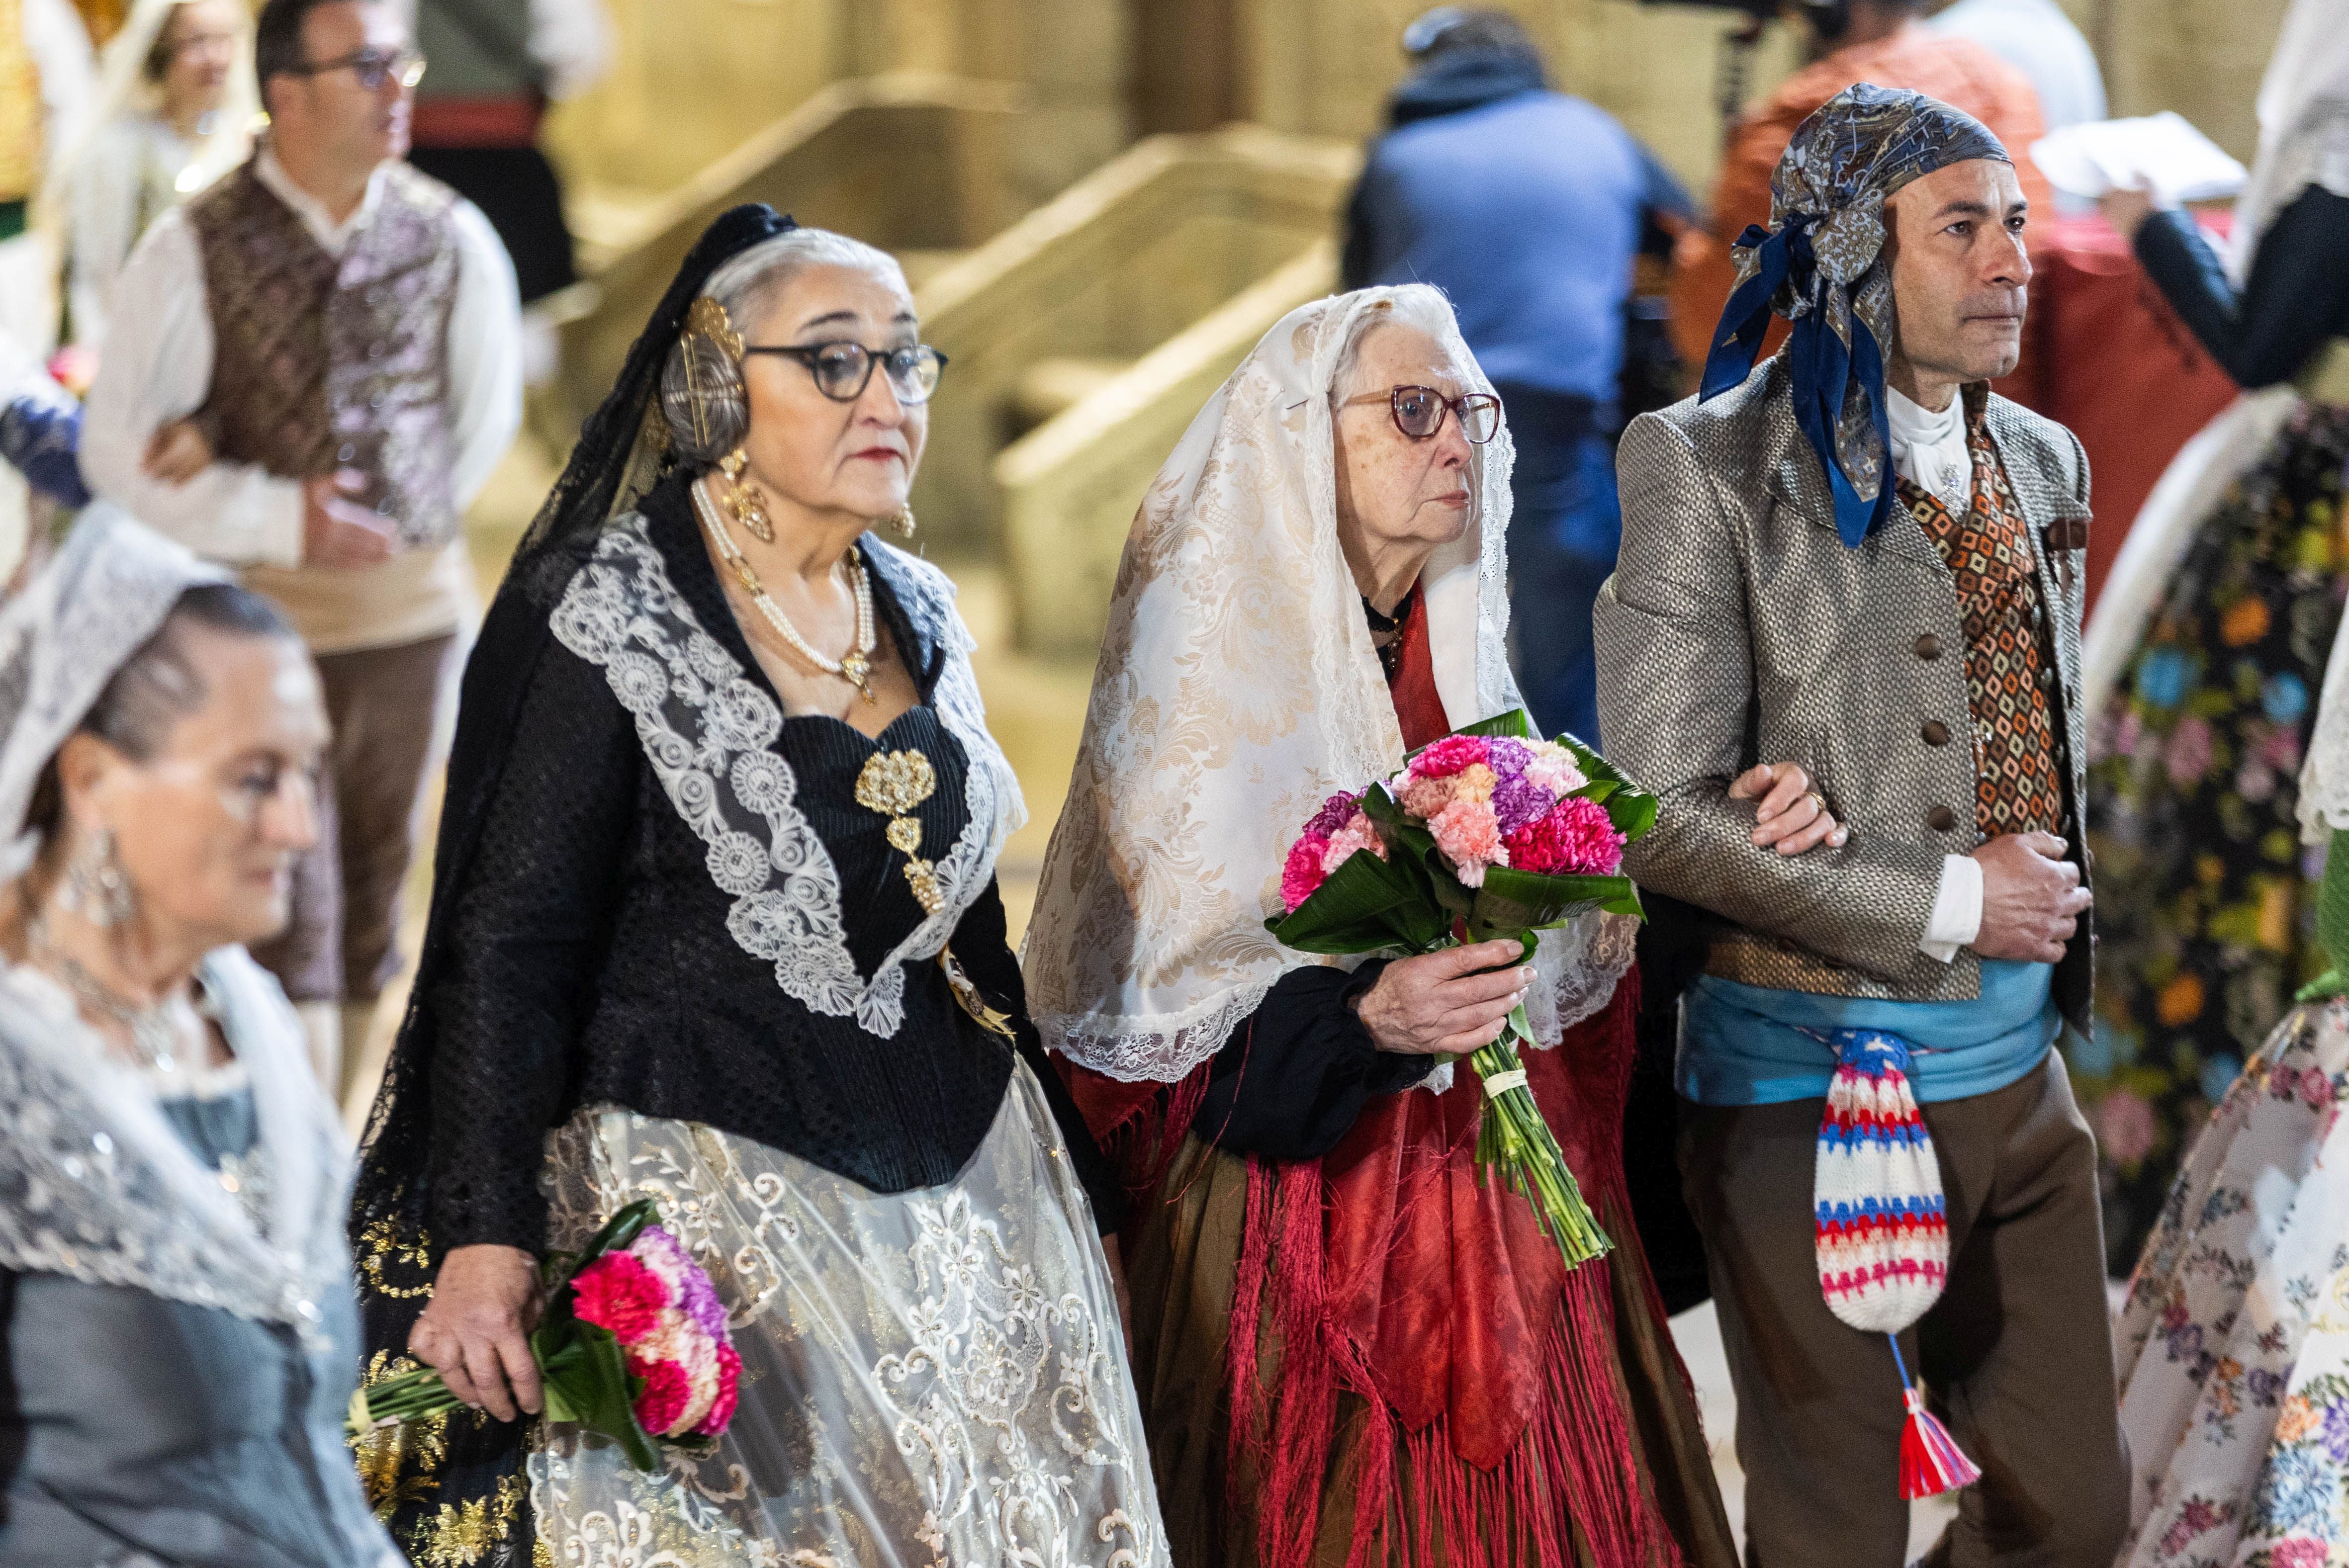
856 749 944 914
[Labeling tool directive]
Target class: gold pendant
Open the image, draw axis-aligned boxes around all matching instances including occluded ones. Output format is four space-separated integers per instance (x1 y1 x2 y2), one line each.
841 650 873 697
903 858 945 915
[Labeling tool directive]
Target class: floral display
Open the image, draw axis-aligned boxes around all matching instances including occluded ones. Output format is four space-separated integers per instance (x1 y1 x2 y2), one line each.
347 1200 735 1470
1267 711 1653 1267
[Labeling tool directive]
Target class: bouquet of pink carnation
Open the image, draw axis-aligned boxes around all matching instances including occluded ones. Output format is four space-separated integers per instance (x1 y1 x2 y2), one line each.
1269 710 1656 1268
347 1200 739 1471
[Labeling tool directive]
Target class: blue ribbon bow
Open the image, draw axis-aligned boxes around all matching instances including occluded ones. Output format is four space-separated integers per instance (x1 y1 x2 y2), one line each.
1700 218 1896 549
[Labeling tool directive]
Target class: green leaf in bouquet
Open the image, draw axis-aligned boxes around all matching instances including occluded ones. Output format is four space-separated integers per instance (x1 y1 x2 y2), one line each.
1451 708 1533 742
535 1318 660 1472
1469 865 1644 938
1265 840 1451 954
1551 734 1659 841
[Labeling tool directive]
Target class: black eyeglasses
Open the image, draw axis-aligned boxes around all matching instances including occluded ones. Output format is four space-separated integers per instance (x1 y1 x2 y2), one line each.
1341 384 1501 443
286 46 426 89
744 341 949 405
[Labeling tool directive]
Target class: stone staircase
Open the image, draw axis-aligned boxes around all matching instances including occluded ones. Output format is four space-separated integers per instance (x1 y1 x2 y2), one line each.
911 124 1357 648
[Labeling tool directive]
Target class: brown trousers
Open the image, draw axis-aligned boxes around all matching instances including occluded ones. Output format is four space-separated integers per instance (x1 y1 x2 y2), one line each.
1678 1050 2128 1568
251 632 457 1004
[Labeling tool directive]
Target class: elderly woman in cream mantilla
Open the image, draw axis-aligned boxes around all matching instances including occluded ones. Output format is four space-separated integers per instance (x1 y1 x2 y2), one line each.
1023 284 1846 1567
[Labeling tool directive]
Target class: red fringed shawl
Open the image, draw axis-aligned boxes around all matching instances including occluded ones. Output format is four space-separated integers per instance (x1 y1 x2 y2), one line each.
1061 593 1683 1568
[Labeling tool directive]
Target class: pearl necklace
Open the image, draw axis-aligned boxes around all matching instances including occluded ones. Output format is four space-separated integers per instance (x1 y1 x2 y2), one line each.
692 477 877 701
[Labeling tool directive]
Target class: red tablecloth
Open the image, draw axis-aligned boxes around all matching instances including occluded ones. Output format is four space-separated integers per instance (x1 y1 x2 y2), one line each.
2012 214 2241 611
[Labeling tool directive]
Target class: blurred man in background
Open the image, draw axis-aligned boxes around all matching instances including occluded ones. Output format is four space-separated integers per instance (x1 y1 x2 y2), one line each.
1669 0 2052 378
1343 6 1693 745
81 0 521 1098
398 0 609 384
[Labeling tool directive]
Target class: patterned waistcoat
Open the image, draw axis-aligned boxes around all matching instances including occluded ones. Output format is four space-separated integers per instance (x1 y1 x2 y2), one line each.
1896 419 2066 839
187 160 462 551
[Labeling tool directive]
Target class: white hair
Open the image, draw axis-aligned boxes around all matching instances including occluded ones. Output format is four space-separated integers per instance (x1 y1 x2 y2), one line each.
703 227 909 337
1329 283 1465 403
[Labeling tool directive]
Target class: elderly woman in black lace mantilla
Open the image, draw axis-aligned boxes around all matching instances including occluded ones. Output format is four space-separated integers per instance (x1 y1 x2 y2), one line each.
348 207 1163 1568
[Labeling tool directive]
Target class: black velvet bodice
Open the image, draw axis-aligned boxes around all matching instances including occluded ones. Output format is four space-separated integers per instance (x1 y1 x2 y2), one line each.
422 478 1117 1254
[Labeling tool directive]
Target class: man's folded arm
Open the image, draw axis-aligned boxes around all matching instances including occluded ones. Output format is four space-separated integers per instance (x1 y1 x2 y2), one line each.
1594 416 1943 981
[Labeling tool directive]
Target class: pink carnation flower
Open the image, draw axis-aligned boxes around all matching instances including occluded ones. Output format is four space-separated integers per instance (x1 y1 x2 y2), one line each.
1505 796 1625 875
1523 742 1588 797
1411 735 1489 779
1398 773 1456 819
1428 798 1506 886
1282 834 1332 912
571 1252 670 1344
629 1354 693 1437
1320 811 1388 874
697 1341 741 1436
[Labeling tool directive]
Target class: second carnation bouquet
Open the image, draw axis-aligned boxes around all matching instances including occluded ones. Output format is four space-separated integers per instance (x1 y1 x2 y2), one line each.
1267 709 1656 1269
347 1199 739 1471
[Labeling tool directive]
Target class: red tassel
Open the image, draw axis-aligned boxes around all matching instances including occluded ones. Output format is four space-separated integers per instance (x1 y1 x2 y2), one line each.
1897 1386 1982 1500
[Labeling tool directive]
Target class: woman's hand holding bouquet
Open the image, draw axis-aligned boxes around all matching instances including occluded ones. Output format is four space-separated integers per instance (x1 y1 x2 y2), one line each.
1267 710 1656 1269
352 1200 739 1472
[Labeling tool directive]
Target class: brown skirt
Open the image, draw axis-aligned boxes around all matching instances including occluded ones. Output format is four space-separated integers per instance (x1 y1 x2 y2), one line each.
1125 1130 1738 1568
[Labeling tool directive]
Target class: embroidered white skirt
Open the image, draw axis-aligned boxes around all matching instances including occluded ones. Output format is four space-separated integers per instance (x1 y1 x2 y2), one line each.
527 1062 1166 1568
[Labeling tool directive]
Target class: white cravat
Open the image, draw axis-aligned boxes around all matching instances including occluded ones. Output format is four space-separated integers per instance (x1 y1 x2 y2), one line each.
1887 384 1974 517
1886 385 1987 963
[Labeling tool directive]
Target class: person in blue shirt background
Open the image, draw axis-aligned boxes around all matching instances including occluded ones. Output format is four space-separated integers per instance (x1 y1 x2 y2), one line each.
1341 5 1692 747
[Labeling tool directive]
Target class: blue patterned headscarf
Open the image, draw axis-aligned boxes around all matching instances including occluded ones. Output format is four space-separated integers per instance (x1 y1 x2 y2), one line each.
1701 84 2011 547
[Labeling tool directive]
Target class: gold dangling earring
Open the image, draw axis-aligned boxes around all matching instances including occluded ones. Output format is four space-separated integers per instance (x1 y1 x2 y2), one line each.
718 449 774 544
890 505 916 540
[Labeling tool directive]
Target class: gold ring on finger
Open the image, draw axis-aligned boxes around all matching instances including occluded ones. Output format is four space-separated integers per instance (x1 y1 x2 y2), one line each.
1804 791 1826 816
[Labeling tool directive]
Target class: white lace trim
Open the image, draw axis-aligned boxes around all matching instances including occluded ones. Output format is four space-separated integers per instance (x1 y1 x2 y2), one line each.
0 947 350 1339
550 519 1023 1039
1037 977 1280 1086
0 509 229 877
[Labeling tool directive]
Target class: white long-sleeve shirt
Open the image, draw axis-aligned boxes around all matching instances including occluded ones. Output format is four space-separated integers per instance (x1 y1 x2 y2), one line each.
1888 384 1987 963
83 148 521 652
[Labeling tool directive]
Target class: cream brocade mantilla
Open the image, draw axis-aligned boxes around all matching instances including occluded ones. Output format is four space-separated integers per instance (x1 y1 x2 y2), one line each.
1021 289 1636 1088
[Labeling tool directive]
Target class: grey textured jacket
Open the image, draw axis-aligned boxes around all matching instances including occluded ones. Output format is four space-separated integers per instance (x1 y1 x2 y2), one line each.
1592 354 2094 1035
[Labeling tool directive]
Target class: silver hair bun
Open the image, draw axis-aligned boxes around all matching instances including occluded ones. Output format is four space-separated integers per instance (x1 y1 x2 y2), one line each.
658 332 749 467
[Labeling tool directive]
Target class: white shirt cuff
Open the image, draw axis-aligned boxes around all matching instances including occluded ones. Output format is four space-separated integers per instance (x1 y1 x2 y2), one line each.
1919 853 1984 963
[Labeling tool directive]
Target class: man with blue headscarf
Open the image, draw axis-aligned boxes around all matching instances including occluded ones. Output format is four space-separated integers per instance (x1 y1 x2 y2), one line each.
1594 84 2127 1564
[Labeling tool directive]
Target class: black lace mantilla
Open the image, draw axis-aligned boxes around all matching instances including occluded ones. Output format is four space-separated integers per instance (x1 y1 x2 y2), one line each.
343 200 1119 1563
